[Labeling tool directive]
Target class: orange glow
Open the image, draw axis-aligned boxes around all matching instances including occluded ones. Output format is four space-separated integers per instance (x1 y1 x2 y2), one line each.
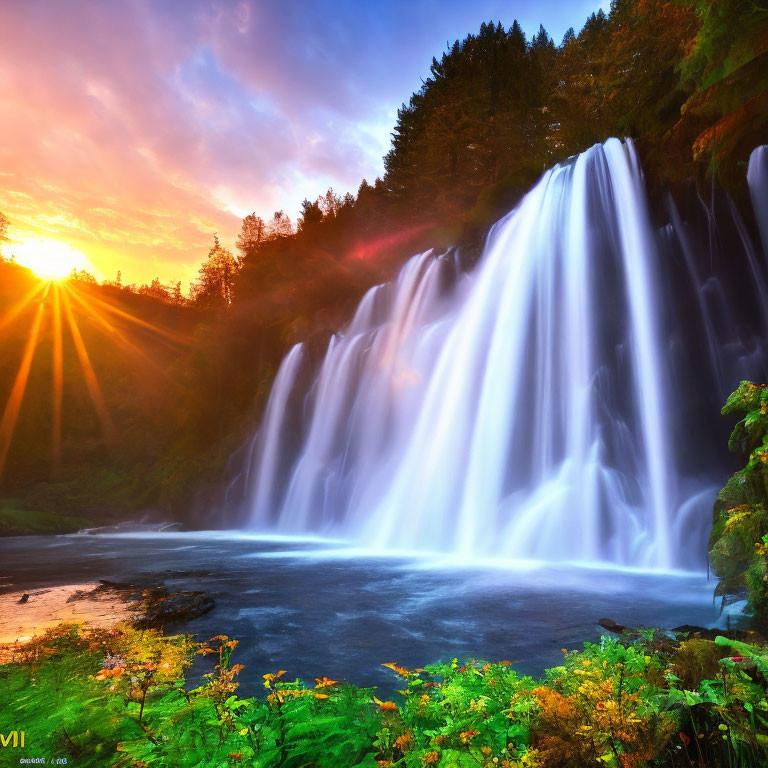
0 283 46 334
0 291 47 477
51 284 63 476
69 285 191 347
61 289 116 442
67 288 169 376
0 273 189 476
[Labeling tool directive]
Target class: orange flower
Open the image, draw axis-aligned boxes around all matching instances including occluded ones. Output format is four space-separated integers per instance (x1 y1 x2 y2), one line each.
228 752 244 761
394 731 415 752
422 750 440 765
377 762 391 767
314 693 330 699
459 730 479 744
378 700 398 712
314 677 339 688
532 686 575 720
263 670 287 688
382 662 410 677
95 667 125 681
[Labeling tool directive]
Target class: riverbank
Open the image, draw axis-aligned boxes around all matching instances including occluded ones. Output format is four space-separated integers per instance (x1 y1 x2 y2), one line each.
0 583 132 649
0 578 215 657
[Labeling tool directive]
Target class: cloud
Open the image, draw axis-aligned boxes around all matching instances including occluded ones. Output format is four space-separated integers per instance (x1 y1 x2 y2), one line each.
0 0 605 286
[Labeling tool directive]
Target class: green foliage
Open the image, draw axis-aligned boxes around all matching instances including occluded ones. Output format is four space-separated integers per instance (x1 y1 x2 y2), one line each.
0 502 92 535
711 382 768 627
4 625 768 768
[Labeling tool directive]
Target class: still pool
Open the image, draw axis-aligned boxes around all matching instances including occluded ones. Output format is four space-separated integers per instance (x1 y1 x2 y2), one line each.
0 530 725 693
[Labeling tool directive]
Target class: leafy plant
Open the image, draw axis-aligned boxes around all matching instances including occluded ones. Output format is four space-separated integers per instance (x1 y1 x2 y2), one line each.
711 382 768 625
4 624 768 767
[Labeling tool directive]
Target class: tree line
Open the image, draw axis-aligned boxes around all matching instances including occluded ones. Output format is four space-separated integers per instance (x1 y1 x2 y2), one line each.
0 0 765 524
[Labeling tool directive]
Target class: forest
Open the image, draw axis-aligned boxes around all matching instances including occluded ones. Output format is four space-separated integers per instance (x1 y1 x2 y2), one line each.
3 1 768 767
1 0 765 533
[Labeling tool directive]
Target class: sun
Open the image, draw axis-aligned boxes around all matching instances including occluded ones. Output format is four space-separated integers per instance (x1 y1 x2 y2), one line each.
11 238 89 280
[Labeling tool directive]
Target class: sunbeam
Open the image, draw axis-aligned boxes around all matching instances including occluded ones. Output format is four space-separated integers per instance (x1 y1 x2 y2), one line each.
68 284 191 347
66 287 170 379
51 283 63 477
0 288 48 477
61 289 116 443
0 282 46 334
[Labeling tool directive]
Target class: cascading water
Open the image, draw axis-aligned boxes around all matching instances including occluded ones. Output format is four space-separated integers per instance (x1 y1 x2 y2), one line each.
242 138 768 570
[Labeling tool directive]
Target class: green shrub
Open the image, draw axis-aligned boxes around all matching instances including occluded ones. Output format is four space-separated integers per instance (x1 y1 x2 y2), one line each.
710 382 768 626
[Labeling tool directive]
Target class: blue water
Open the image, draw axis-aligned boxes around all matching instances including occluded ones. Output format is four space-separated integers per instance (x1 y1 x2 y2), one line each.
0 530 723 694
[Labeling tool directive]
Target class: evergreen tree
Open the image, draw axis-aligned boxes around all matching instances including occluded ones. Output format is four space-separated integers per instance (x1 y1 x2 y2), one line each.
297 199 323 232
236 213 267 259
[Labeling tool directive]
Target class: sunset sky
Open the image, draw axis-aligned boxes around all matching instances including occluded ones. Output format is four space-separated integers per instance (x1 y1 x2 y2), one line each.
0 0 607 288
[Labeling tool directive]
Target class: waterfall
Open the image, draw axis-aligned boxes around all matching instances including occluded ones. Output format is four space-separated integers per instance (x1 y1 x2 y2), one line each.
749 145 768 257
243 139 768 569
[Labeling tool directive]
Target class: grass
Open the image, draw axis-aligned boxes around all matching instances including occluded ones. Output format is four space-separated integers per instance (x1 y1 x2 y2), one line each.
0 503 93 536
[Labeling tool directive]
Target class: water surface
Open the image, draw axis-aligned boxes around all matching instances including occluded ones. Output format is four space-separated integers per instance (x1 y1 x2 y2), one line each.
0 531 722 693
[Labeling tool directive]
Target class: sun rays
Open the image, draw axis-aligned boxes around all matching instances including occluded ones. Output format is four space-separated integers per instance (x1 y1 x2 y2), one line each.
51 284 63 477
60 287 116 444
0 287 48 477
0 276 190 479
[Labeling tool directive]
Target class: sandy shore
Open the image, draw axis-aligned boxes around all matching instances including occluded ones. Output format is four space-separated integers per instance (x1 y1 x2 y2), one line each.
0 583 135 646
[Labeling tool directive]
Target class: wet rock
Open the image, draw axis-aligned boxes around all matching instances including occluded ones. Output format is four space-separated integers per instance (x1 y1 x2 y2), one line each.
17 593 29 604
67 580 143 603
64 578 215 629
134 590 215 629
598 617 626 633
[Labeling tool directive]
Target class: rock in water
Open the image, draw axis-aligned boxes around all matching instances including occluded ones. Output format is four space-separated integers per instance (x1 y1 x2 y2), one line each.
134 591 215 629
598 618 626 633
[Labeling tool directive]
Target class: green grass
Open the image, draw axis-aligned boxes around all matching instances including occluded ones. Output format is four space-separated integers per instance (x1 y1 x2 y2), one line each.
0 503 93 536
